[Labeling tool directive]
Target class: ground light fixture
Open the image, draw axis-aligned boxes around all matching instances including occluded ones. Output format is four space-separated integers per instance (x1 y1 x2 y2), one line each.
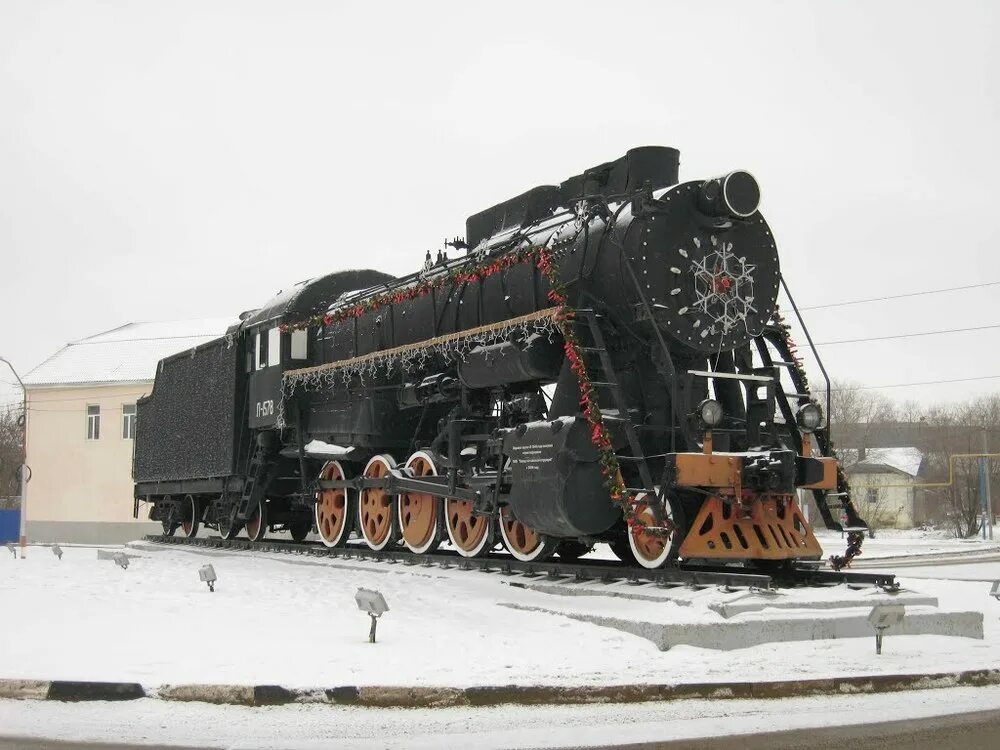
990 580 1000 600
112 552 129 570
51 544 62 560
355 588 389 643
868 604 905 654
5 543 16 558
199 564 217 592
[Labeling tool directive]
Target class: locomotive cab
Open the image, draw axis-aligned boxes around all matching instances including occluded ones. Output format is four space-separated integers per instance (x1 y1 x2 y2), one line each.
245 322 309 429
241 269 397 430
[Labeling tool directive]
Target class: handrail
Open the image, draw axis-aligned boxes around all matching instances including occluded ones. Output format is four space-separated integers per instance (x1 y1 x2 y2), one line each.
779 274 832 440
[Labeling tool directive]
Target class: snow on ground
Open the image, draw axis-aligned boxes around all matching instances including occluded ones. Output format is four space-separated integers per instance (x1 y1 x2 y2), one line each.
878 561 1000 581
0 542 998 690
4 686 1000 749
813 527 1000 561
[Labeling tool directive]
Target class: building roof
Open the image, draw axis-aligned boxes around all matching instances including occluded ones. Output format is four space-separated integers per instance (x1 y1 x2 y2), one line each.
24 319 236 387
842 446 924 478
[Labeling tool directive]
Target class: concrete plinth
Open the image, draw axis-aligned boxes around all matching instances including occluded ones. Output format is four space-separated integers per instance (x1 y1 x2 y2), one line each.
501 603 984 651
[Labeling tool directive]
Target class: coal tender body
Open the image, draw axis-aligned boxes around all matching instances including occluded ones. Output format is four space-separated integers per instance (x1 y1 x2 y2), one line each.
135 146 866 568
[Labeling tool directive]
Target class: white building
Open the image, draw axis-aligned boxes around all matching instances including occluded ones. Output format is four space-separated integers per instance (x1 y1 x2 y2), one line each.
23 319 233 543
842 446 925 529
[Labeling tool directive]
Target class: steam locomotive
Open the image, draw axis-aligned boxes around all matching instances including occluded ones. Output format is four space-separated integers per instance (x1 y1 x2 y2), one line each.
134 145 865 568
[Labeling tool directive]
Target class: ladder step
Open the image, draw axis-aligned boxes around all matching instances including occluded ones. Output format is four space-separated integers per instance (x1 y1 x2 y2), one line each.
588 381 620 388
576 346 606 353
771 361 798 367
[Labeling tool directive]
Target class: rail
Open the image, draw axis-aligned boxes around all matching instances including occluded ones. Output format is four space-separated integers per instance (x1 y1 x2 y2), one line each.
143 535 896 588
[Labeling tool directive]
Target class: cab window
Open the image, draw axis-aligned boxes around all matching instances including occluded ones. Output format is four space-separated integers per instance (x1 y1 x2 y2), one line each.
267 327 280 367
290 328 308 360
255 331 267 370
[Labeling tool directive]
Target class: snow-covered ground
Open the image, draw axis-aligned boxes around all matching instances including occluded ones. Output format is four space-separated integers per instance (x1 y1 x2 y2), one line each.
3 686 1000 749
811 527 1000 580
0 542 998 690
813 527 1000 561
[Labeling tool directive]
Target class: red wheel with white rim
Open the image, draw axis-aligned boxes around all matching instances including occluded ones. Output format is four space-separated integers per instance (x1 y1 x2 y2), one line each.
499 506 556 562
444 497 493 557
358 454 399 551
398 451 441 554
245 498 267 542
627 491 678 569
316 461 352 548
180 494 200 539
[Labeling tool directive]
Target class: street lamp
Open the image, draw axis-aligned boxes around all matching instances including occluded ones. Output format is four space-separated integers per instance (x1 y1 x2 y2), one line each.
0 356 28 559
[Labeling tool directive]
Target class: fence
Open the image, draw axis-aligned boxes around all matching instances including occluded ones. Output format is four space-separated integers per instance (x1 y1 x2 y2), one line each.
0 508 20 543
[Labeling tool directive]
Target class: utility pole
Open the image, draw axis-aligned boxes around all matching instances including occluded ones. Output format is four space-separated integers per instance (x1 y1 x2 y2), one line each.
983 428 994 541
0 357 28 558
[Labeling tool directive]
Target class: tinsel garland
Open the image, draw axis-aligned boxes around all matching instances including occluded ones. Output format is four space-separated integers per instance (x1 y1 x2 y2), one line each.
283 308 560 388
771 306 863 569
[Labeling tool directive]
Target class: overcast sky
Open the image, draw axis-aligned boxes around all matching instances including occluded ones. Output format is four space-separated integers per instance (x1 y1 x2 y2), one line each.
2 0 998 412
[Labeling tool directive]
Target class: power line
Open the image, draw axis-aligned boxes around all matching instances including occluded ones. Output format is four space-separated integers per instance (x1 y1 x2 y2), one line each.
815 323 1000 346
796 280 1000 311
830 374 1000 391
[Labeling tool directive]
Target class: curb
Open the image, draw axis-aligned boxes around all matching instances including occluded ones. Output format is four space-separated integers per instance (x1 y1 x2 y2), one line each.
0 680 49 701
3 669 999 707
0 680 144 702
47 680 144 701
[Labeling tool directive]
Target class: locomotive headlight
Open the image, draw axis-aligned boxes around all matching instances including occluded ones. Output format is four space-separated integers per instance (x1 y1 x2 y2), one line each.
698 170 761 218
796 403 823 433
698 399 724 429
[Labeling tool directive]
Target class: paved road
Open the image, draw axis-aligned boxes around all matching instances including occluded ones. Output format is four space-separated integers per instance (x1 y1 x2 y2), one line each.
3 708 1000 750
596 709 1000 750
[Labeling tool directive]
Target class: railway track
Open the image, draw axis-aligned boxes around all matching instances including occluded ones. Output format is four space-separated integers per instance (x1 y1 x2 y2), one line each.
144 535 896 589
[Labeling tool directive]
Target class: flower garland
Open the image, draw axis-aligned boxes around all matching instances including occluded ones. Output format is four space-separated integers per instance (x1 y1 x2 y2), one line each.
280 247 541 333
536 249 664 536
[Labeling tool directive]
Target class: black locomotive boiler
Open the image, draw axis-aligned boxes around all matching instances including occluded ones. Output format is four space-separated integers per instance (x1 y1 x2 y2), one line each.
134 146 866 569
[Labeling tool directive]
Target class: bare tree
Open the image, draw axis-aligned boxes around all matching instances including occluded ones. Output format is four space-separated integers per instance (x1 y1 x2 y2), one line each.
829 379 896 464
915 397 1000 538
0 406 24 507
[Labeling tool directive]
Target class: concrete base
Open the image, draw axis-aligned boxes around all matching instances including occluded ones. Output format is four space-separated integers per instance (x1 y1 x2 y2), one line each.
26 521 161 545
501 603 984 651
708 593 941 618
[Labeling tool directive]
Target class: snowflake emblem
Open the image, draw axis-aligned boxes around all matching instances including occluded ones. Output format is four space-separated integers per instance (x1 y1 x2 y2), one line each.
690 236 757 336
